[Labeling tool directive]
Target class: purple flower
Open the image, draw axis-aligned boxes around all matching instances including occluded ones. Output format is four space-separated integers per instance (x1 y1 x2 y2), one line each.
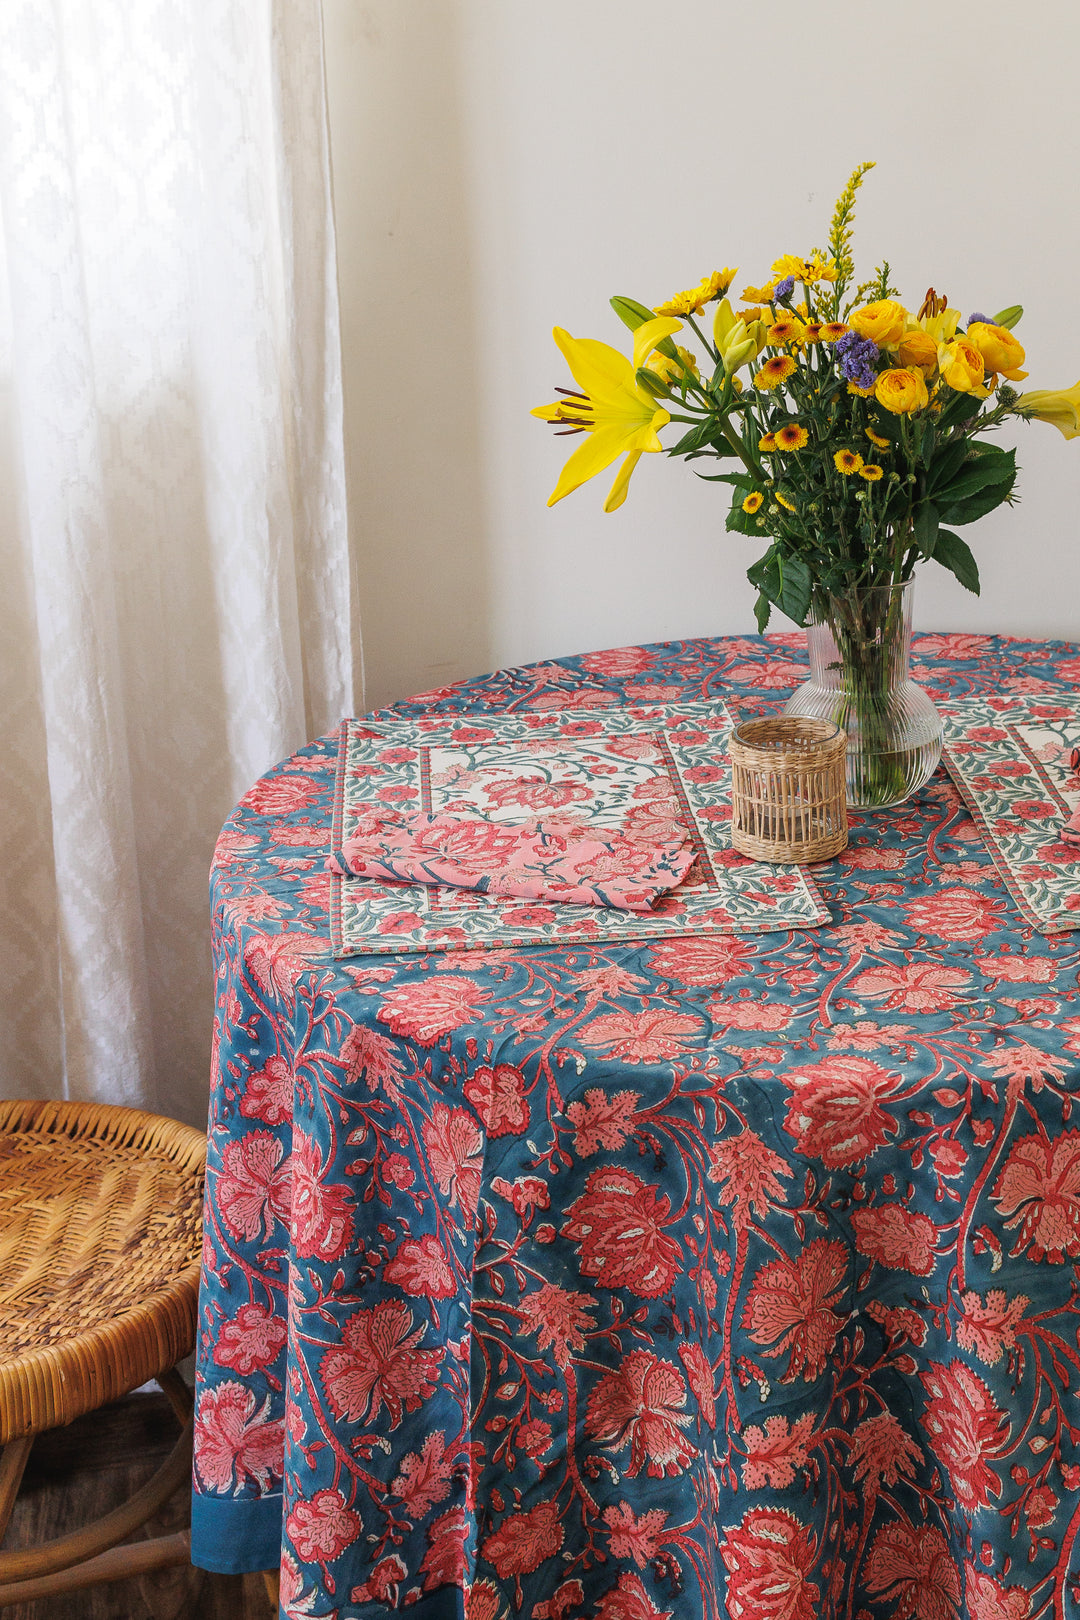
773 276 796 302
966 312 992 328
834 331 880 390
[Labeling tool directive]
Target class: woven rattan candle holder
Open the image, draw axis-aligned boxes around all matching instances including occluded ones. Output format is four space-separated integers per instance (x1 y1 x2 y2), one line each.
729 716 848 863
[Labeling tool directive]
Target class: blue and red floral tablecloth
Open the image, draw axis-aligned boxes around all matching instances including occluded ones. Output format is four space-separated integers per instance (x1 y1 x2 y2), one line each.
193 633 1080 1620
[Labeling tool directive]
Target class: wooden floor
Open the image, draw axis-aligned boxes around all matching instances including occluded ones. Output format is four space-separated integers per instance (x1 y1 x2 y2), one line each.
0 1391 275 1620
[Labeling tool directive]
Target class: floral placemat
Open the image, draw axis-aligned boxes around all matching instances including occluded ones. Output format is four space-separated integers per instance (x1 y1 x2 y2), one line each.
940 690 1080 933
328 700 832 955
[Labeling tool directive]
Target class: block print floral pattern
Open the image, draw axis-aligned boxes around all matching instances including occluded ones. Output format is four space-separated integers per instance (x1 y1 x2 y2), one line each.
329 704 831 954
195 633 1080 1620
327 804 696 912
941 691 1080 931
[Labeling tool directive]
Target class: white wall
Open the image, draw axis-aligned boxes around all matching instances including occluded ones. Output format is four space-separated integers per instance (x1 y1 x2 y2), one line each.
323 0 1080 712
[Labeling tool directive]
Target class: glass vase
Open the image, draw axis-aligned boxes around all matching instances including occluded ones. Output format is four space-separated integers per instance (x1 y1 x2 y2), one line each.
783 579 942 809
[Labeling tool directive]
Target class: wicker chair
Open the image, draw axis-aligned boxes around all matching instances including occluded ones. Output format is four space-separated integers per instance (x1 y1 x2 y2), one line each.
0 1099 205 1609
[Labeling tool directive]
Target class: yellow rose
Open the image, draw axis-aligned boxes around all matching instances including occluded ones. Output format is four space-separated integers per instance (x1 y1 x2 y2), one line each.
966 322 1028 380
875 367 929 414
896 331 938 376
849 300 908 348
940 340 985 393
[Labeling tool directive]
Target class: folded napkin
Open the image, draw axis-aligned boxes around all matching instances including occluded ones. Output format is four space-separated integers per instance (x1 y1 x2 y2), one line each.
326 806 696 912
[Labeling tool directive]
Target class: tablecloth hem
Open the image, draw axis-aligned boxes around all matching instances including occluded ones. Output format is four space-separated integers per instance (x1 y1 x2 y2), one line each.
189 1490 283 1574
353 1589 466 1619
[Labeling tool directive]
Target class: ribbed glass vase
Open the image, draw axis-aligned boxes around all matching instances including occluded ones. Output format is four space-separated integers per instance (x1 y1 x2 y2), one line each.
783 579 943 809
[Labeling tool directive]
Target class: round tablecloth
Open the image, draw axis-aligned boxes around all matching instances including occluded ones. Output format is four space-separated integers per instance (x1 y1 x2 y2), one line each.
192 632 1080 1620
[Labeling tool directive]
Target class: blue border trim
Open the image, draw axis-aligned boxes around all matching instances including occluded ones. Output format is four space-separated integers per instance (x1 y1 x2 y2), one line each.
190 1490 282 1574
356 1589 465 1619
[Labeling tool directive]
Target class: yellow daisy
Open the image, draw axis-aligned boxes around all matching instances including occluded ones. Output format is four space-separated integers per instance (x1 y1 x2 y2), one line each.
653 288 706 319
758 433 777 452
775 423 809 451
739 306 768 325
865 427 890 449
775 491 796 512
820 322 850 342
654 269 738 319
754 355 797 391
742 491 764 514
742 282 778 305
766 317 805 347
803 322 825 343
697 268 738 301
834 449 864 476
772 252 838 286
847 381 876 398
859 464 884 482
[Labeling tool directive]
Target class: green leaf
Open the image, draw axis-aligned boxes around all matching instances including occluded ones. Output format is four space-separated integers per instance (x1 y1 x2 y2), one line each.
777 553 813 625
668 421 716 456
992 304 1023 331
937 474 1016 526
917 421 937 467
936 390 983 430
747 550 779 591
936 446 1015 504
747 550 812 625
966 437 1014 459
753 589 772 633
610 295 679 360
927 438 970 492
933 530 981 594
686 444 737 460
914 501 939 559
868 411 903 444
695 470 755 488
726 501 765 535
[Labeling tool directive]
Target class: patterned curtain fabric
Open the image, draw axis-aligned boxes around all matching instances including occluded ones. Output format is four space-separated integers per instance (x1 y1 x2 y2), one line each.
0 0 356 1122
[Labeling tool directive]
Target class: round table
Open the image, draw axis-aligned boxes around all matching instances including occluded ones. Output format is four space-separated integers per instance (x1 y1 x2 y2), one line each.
192 633 1080 1620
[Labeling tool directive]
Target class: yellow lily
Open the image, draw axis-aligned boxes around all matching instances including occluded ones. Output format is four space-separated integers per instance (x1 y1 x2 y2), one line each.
532 318 682 510
908 305 962 355
903 306 976 385
1011 381 1080 439
712 298 759 374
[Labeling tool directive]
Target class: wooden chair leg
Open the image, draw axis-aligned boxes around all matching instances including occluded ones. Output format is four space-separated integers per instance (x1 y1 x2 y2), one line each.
0 1529 190 1607
0 1440 34 1545
0 1530 191 1606
0 1367 201 1610
0 1417 192 1589
263 1566 280 1607
156 1366 194 1425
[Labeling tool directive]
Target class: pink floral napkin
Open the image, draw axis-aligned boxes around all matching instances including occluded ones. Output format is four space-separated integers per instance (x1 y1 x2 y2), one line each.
325 806 696 912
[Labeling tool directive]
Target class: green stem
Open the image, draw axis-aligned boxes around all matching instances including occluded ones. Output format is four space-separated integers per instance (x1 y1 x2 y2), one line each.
720 421 758 474
682 312 719 367
814 579 922 807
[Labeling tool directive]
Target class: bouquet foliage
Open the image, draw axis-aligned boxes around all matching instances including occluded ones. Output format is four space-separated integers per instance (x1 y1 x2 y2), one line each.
533 161 1080 634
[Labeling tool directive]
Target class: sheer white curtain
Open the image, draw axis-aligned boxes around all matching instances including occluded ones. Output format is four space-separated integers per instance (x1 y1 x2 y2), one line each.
0 0 357 1124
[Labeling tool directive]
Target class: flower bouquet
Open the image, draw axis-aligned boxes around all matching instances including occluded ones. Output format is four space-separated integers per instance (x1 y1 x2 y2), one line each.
533 162 1080 807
